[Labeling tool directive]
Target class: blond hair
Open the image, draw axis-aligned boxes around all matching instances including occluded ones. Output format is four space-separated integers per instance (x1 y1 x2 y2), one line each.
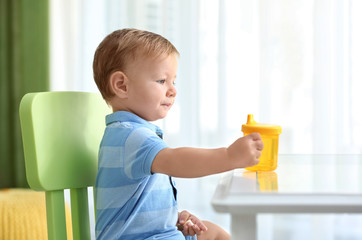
93 28 179 101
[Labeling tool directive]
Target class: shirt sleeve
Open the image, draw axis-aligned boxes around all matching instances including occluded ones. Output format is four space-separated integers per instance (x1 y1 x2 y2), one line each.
123 127 168 179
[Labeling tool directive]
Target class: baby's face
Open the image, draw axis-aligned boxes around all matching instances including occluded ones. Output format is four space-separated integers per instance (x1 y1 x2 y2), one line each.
123 53 178 121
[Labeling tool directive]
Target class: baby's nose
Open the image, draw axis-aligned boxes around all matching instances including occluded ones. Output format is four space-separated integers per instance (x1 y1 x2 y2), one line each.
167 85 177 97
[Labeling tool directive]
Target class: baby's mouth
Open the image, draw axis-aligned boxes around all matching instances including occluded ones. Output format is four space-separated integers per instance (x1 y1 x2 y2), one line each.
162 100 174 107
162 103 172 107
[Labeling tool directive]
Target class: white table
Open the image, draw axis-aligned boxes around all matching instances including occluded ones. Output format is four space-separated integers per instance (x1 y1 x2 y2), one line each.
211 154 362 240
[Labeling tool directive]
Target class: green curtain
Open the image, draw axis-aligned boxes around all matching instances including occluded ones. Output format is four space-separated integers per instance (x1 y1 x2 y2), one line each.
0 0 49 188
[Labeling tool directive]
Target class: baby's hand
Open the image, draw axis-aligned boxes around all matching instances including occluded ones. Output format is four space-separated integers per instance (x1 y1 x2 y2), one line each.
177 210 207 236
227 133 264 168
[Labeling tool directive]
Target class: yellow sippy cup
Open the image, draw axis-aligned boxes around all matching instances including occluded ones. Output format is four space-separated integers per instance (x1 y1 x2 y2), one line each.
242 114 282 171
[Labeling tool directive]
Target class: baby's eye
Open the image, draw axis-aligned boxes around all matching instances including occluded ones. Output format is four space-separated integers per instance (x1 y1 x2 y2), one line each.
157 79 166 84
172 81 176 86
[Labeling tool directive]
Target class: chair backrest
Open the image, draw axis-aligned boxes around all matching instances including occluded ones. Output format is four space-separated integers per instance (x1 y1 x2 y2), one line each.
19 91 110 240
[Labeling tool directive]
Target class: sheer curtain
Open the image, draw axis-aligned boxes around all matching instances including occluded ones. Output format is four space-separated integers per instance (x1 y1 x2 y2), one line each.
50 0 362 154
50 0 362 238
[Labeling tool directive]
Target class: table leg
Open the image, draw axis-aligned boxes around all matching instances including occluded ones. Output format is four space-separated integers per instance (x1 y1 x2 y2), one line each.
231 214 257 240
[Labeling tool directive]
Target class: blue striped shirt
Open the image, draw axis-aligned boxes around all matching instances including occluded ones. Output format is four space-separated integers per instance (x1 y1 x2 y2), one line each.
95 111 185 240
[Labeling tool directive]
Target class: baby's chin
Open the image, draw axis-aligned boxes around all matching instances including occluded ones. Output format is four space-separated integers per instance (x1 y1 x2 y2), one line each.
144 113 168 122
142 106 174 121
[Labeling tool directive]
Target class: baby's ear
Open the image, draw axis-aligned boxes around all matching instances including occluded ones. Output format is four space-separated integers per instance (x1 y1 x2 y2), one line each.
109 71 128 98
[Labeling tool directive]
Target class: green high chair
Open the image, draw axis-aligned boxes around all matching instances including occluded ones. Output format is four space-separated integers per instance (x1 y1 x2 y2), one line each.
19 92 110 240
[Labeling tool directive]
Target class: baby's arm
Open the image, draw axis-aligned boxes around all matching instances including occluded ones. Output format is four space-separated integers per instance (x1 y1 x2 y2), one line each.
152 132 263 177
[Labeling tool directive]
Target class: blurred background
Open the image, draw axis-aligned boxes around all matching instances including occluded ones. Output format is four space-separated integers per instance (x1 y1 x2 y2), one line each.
1 0 362 239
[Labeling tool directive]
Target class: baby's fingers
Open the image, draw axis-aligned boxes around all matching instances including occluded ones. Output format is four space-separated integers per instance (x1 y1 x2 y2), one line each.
191 224 205 236
182 220 196 236
189 216 207 231
256 139 264 151
178 211 190 225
